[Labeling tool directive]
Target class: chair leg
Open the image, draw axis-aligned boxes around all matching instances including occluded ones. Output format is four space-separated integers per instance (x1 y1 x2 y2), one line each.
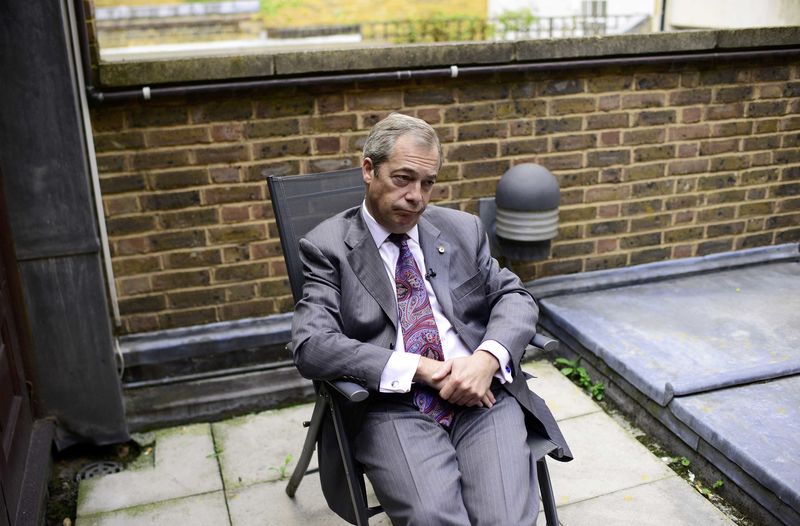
286 395 328 498
327 389 371 526
537 457 559 526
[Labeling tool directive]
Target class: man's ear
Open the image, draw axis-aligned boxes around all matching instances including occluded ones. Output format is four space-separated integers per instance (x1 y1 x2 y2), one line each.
362 157 375 184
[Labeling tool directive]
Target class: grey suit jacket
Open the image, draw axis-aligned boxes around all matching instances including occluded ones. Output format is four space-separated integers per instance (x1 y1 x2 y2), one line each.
292 204 572 519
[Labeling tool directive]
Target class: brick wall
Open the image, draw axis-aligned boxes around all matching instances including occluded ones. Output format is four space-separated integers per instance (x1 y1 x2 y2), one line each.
91 57 800 334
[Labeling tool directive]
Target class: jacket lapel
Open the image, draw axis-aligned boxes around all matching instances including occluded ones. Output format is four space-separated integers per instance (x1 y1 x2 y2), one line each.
418 216 454 324
345 212 397 328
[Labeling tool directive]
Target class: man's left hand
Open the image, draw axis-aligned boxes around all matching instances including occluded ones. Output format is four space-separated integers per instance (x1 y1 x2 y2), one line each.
433 350 499 407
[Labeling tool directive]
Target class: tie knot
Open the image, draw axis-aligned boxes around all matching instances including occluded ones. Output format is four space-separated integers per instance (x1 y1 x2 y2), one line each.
387 233 408 246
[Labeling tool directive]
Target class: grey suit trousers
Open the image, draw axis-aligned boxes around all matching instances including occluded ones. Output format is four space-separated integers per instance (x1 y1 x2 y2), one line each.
354 389 539 526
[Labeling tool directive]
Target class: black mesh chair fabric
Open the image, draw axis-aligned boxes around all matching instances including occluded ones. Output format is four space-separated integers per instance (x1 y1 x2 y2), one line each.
268 167 364 303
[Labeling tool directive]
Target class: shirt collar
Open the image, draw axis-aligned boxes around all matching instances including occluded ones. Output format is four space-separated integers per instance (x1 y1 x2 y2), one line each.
361 201 420 248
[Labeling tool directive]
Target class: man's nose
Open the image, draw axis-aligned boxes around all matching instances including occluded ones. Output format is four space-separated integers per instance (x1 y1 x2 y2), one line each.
405 182 422 202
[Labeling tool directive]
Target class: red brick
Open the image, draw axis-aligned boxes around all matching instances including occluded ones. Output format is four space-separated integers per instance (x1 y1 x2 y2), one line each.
147 127 209 147
203 185 263 205
587 76 632 93
317 94 345 114
192 100 253 123
623 129 665 145
678 144 699 158
585 186 630 203
621 93 664 109
105 196 139 216
152 270 210 291
95 131 146 152
315 137 341 155
598 95 620 111
221 205 251 223
597 238 618 253
208 224 267 244
699 138 740 156
405 89 454 107
551 134 597 152
348 91 403 110
549 98 596 116
538 153 583 171
669 89 712 106
681 107 702 124
705 103 744 121
133 150 190 170
668 159 708 176
600 131 620 147
446 142 497 162
585 113 628 130
194 143 249 165
668 124 710 141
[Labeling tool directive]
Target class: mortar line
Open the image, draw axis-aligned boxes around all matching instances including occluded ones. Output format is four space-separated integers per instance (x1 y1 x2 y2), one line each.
209 423 234 525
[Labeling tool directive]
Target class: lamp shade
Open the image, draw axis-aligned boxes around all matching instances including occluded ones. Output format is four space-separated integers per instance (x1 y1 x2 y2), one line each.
495 163 559 242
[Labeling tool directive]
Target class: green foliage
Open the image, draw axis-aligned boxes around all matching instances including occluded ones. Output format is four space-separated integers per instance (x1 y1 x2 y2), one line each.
680 456 691 467
269 454 293 480
398 12 490 43
495 8 537 36
713 479 724 489
259 0 300 19
554 357 605 401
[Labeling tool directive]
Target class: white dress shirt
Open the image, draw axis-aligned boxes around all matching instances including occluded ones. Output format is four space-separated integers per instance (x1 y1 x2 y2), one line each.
360 203 514 393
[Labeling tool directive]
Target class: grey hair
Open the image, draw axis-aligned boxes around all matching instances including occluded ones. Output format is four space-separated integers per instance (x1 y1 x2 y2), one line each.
362 113 442 173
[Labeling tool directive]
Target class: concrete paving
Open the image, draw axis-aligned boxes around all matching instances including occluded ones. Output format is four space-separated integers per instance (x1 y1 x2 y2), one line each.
75 361 735 525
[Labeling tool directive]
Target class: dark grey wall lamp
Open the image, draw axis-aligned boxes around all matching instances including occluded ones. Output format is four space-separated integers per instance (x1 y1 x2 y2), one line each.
479 163 560 261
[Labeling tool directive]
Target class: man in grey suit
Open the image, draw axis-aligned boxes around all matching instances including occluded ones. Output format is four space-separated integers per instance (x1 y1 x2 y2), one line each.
292 113 571 525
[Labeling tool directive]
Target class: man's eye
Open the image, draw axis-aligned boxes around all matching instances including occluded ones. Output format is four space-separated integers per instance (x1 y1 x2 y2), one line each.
422 180 435 189
393 176 409 186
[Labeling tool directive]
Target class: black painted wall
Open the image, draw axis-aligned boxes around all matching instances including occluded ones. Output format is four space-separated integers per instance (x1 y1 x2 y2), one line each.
0 0 127 446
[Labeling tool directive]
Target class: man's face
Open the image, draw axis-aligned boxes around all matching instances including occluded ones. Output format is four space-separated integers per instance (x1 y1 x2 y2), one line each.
363 134 439 234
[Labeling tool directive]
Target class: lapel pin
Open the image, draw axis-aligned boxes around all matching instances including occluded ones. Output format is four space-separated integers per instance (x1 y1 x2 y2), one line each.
437 245 445 254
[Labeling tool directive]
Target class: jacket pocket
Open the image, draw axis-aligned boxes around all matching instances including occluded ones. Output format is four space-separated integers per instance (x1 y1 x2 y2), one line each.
452 270 483 300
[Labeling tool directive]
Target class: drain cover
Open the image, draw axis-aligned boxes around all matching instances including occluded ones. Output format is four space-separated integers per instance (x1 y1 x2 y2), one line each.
75 461 123 482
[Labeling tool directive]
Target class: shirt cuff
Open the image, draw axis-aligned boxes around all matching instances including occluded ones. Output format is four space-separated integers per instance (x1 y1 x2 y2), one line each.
379 352 421 392
478 340 514 384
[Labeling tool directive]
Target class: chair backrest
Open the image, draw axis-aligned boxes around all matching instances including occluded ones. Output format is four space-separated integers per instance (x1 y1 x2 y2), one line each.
267 167 365 304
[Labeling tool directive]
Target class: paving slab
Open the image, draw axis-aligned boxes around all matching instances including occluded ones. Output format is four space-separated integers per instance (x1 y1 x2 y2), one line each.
211 404 315 490
76 491 229 526
77 423 222 516
555 477 734 526
523 361 601 421
226 477 388 526
546 411 675 506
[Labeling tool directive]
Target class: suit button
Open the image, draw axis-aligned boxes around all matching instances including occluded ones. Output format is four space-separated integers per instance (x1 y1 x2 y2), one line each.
389 343 395 350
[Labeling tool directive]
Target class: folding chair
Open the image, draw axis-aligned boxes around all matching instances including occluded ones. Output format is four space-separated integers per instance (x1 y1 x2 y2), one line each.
267 167 561 526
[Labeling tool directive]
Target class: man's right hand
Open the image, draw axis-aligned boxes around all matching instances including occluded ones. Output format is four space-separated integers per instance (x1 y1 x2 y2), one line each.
414 357 495 407
413 356 450 390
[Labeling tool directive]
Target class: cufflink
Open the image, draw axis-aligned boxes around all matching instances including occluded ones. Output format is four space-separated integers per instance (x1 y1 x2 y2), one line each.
505 366 511 373
391 380 399 388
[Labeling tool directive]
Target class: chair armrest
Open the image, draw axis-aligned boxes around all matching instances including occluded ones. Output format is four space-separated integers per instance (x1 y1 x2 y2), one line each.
328 380 370 403
531 333 559 352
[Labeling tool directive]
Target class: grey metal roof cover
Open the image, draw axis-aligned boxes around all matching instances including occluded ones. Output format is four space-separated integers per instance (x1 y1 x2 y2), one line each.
670 376 800 518
538 261 800 406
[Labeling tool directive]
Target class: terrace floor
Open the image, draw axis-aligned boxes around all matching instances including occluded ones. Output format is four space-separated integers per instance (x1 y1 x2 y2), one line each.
74 360 735 525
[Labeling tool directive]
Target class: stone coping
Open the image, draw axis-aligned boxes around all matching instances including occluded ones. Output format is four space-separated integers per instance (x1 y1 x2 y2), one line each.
97 26 800 87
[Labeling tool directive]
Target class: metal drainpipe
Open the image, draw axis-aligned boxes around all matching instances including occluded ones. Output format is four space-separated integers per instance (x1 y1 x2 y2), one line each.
85 47 800 103
66 0 123 328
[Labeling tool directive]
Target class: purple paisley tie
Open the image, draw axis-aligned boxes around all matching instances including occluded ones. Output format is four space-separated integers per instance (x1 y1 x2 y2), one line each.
389 233 454 427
